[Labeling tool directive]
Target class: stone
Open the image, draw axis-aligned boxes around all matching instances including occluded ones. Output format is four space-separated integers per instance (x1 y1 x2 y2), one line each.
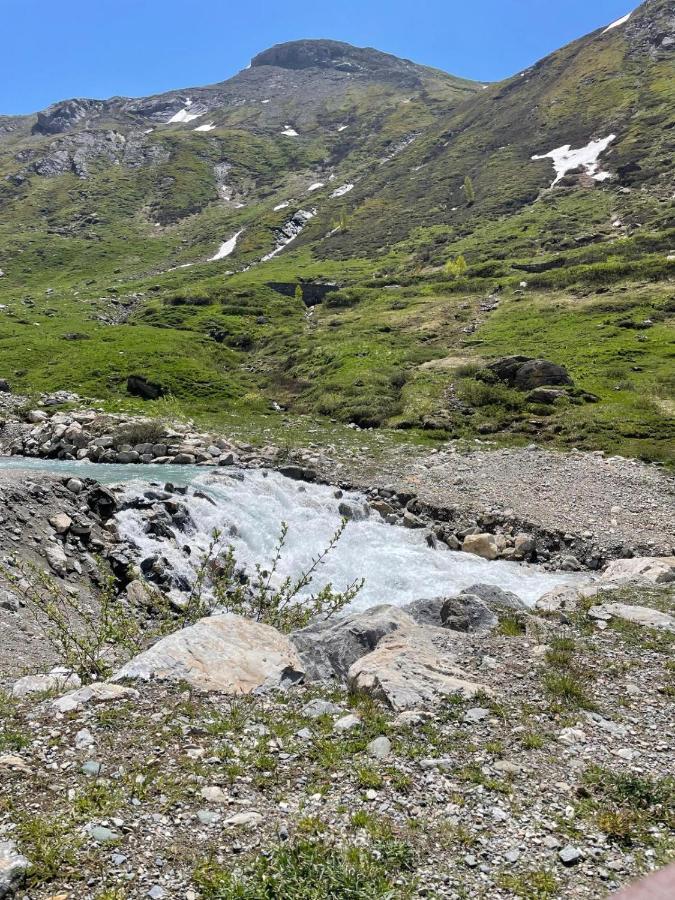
514 533 536 559
82 760 102 776
535 586 579 613
45 543 68 576
488 356 572 390
0 379 10 393
51 682 139 714
462 534 498 560
66 477 84 494
366 736 392 759
172 453 196 465
301 699 342 718
49 513 72 534
224 811 263 827
0 841 29 898
334 713 361 732
12 669 81 699
75 728 94 750
440 595 498 633
588 603 674 631
27 409 48 423
113 613 305 693
89 826 119 843
148 887 166 900
402 596 445 626
464 707 490 724
559 845 582 866
291 605 415 681
347 625 488 711
200 786 228 804
0 590 19 613
601 557 675 585
460 583 527 612
0 756 31 774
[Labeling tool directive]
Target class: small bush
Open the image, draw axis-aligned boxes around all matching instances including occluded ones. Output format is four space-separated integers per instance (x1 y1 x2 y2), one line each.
544 672 595 710
457 379 524 411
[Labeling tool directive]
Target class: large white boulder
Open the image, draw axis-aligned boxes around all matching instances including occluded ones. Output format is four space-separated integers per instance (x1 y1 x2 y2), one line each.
462 534 499 560
113 613 304 693
348 625 487 710
601 557 675 585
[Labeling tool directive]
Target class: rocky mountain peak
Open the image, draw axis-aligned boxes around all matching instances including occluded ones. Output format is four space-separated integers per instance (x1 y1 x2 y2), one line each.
249 39 420 76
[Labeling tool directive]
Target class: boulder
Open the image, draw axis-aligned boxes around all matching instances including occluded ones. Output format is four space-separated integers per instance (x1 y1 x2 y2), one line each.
12 668 81 699
462 533 498 560
347 625 487 711
402 596 445 626
535 585 580 613
45 543 68 577
49 513 72 534
0 590 19 613
440 594 498 633
601 557 675 585
290 605 415 681
460 583 528 612
588 603 674 631
0 379 10 393
0 841 29 899
114 613 304 693
487 356 572 390
126 375 165 400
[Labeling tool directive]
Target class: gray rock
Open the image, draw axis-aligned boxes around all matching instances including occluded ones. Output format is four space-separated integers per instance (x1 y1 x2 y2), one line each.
402 596 445 626
89 825 119 843
81 760 102 776
460 583 527 612
12 669 81 699
301 699 342 718
334 713 361 732
464 707 490 724
366 736 392 759
441 595 498 633
291 605 415 681
0 590 19 613
0 842 29 898
66 477 84 494
558 845 582 866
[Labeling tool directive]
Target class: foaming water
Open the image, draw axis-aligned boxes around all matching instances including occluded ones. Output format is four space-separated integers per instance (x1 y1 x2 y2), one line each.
0 457 581 608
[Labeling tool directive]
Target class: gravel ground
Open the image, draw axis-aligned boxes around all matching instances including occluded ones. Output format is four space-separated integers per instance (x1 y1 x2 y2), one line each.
311 444 675 558
1 583 673 899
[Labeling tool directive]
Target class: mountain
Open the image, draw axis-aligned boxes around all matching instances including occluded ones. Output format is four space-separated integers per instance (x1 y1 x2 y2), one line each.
0 1 673 463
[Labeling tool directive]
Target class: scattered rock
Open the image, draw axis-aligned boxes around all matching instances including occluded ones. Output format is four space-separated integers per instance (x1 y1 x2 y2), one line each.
0 841 29 898
461 533 498 560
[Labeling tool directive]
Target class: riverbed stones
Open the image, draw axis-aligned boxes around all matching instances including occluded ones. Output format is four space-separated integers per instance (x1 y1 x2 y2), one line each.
0 841 29 898
462 533 498 560
347 625 487 710
291 605 415 681
114 613 305 693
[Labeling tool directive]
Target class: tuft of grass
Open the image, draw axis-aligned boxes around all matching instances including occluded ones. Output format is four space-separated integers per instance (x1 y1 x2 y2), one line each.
496 870 559 898
16 814 83 887
193 836 416 899
543 672 596 710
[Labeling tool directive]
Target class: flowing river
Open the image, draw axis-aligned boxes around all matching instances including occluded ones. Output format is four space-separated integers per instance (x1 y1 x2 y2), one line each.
0 457 583 608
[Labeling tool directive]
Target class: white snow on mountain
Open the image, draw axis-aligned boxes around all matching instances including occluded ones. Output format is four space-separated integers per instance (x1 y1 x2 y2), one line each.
532 135 616 187
194 122 216 132
602 12 632 34
209 230 243 261
330 183 354 198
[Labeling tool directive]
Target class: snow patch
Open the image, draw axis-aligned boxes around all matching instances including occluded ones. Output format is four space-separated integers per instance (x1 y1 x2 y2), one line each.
209 230 243 262
274 201 290 211
602 12 631 34
261 99 271 104
281 126 299 137
532 135 616 187
194 122 216 132
168 106 204 124
307 182 325 192
337 124 348 132
330 183 354 198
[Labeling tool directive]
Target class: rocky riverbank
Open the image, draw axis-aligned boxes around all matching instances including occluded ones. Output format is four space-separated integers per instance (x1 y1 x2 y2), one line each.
2 406 674 570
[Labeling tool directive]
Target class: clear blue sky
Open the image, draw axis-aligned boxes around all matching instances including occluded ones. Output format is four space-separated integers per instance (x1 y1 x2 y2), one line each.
2 0 635 115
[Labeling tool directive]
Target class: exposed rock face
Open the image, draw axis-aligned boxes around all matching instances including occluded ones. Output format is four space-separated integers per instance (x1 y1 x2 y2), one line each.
32 98 105 135
347 625 487 710
291 605 415 680
114 614 305 693
601 557 675 585
487 356 573 390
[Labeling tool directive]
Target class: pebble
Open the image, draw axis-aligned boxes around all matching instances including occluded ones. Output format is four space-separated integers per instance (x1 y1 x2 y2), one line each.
559 845 583 866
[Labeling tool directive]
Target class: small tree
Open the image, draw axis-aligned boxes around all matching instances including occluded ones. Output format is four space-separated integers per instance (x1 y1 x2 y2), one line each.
445 255 468 278
294 284 304 304
464 175 476 206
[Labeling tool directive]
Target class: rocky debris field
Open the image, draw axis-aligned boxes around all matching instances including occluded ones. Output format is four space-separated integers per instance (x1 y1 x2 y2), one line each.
0 576 673 899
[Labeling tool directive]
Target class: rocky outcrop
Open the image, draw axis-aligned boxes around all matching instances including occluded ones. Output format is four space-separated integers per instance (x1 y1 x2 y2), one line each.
347 625 487 710
32 98 105 135
291 605 415 680
114 614 305 693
